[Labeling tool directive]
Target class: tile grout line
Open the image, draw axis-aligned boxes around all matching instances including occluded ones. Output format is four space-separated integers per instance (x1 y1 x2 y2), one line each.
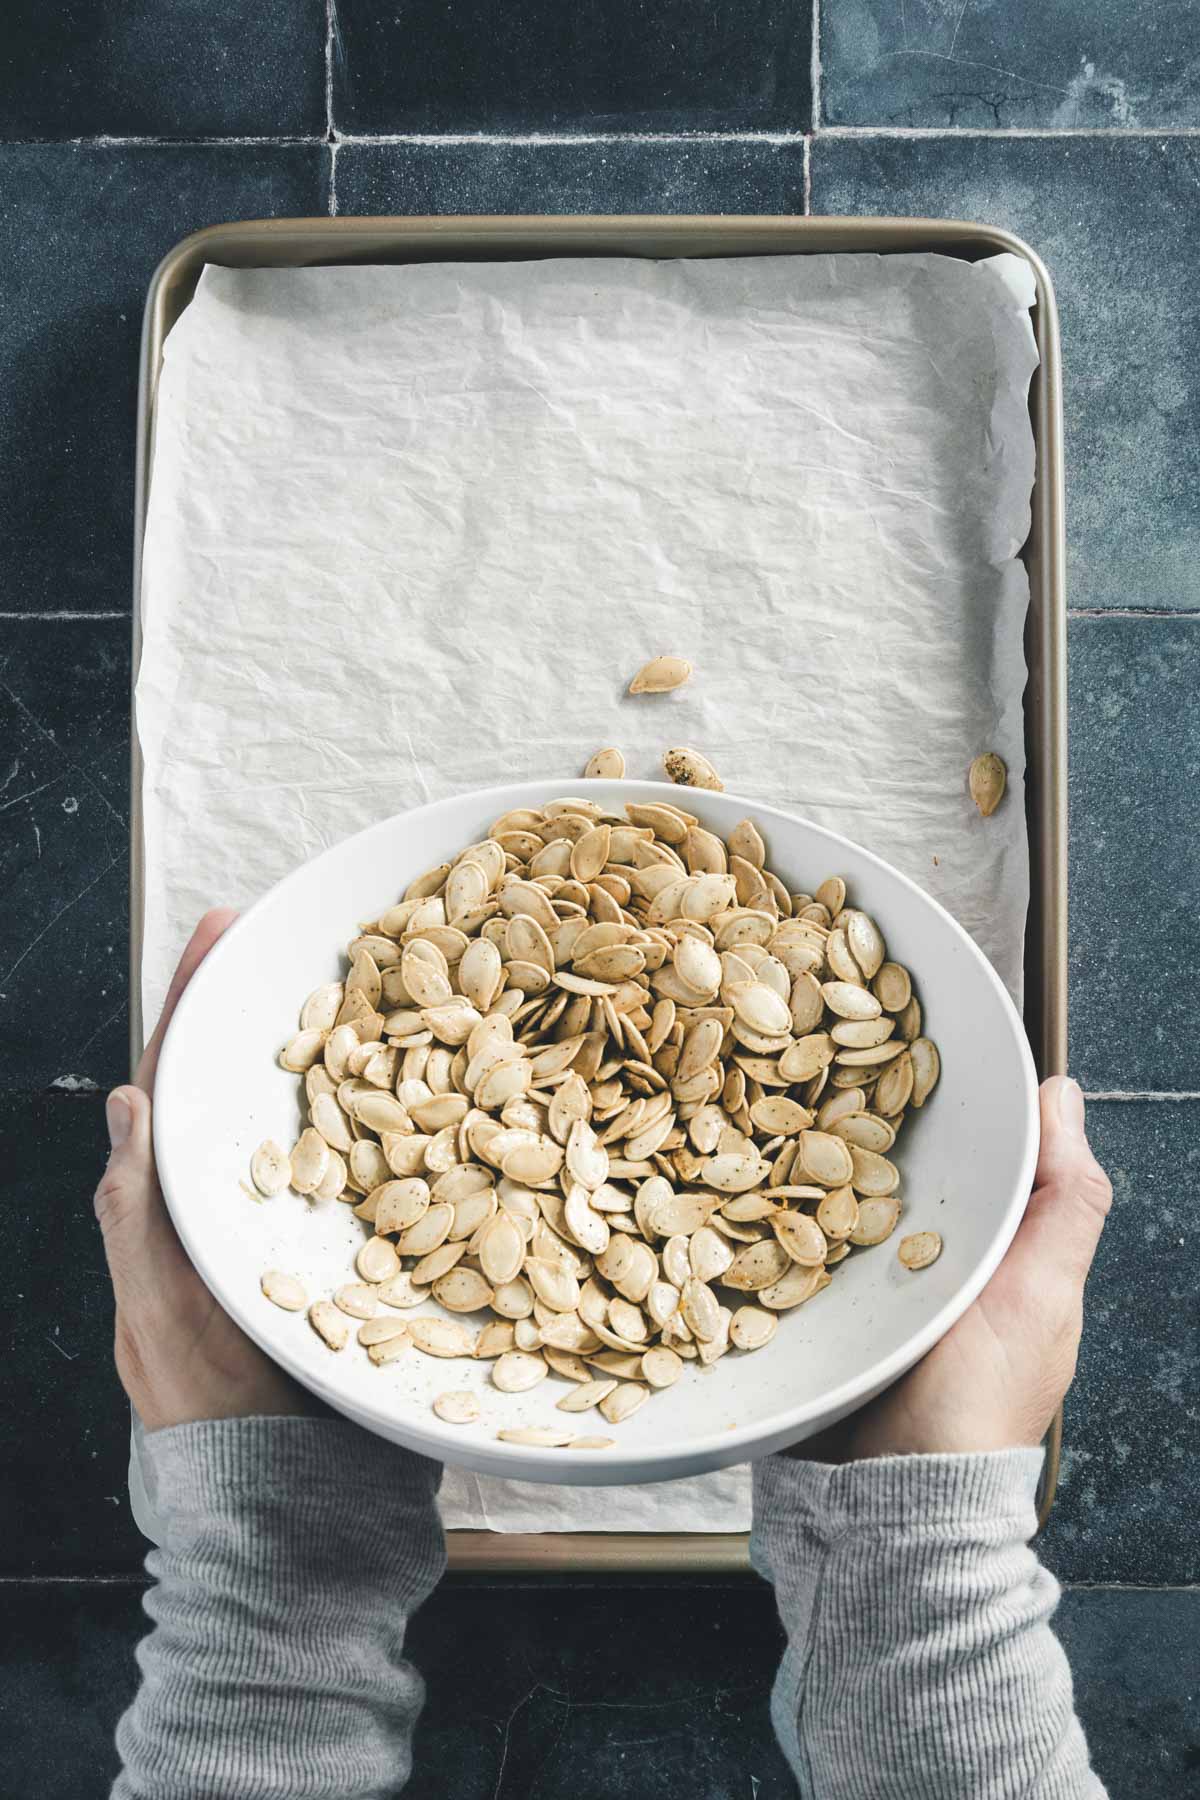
4 125 1200 150
0 610 130 621
325 0 336 143
810 0 822 133
1068 608 1200 620
802 135 812 213
1083 1091 1200 1103
325 0 339 215
816 124 1200 139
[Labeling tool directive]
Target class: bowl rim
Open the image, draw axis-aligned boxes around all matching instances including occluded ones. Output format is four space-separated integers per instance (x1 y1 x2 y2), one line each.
154 776 1040 1481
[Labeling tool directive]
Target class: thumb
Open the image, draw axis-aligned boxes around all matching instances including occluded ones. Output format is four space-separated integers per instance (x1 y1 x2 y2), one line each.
1018 1077 1113 1284
94 1086 181 1306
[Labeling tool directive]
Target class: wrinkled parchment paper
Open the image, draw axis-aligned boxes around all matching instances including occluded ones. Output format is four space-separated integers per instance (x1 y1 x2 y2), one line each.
132 253 1037 1538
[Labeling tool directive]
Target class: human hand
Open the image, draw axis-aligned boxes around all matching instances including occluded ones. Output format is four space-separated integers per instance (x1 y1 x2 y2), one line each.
792 1076 1112 1461
95 910 310 1433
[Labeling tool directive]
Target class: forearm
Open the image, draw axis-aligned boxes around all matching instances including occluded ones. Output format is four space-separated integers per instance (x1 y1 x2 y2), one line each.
113 1417 445 1800
751 1450 1105 1800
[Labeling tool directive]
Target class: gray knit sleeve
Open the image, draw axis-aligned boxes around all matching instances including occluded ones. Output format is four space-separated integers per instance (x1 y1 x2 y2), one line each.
112 1417 445 1800
750 1450 1106 1799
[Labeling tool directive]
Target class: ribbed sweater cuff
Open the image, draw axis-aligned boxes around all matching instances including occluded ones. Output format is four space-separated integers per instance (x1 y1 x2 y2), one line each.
145 1415 442 1522
755 1447 1045 1540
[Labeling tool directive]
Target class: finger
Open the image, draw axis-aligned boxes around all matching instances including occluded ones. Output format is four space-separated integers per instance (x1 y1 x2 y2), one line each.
136 907 238 1094
1016 1077 1113 1283
94 1085 187 1306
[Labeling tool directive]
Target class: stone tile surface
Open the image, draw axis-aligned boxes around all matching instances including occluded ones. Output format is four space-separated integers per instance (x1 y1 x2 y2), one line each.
332 0 812 134
0 618 131 1094
1069 617 1200 1094
810 134 1200 612
2 1095 145 1574
5 1580 1200 1798
1039 1099 1200 1585
0 144 328 618
0 0 326 138
336 139 807 216
821 0 1200 128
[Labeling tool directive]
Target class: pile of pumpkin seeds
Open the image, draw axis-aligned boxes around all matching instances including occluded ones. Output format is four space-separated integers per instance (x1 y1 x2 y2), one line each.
254 793 940 1440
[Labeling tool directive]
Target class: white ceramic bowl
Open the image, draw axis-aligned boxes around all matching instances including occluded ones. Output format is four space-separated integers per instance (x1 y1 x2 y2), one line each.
154 779 1038 1485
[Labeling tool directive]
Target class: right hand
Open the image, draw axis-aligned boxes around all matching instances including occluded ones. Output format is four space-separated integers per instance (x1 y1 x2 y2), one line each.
95 911 312 1433
791 1076 1112 1462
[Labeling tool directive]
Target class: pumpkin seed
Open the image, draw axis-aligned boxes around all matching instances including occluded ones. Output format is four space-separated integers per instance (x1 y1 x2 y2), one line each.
899 1230 943 1270
492 1350 549 1393
663 747 724 792
628 655 692 694
599 1382 650 1423
308 1300 349 1350
969 751 1007 817
408 1316 475 1358
260 1269 306 1311
584 748 626 779
357 1315 410 1346
434 1390 480 1424
251 1140 291 1197
333 1282 378 1320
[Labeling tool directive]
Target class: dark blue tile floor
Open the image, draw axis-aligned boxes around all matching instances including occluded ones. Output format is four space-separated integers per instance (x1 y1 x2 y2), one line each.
331 0 812 135
820 0 1200 130
810 133 1200 615
3 0 1198 1789
335 138 808 216
5 1580 1198 1800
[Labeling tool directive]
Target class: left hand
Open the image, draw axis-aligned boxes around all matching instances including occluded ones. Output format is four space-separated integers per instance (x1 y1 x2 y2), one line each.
95 910 311 1432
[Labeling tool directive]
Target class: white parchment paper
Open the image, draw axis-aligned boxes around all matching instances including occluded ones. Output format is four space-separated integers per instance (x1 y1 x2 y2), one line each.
133 252 1038 1537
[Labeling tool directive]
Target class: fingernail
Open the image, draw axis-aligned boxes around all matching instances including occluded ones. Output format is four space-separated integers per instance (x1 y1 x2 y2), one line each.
106 1092 132 1149
1057 1077 1085 1132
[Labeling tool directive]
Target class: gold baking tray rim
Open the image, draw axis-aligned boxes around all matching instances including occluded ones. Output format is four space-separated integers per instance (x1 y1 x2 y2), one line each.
131 215 1066 1572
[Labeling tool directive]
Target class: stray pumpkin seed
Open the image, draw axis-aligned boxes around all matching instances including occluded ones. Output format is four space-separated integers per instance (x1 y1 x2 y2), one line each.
969 751 1007 817
663 747 724 792
629 655 692 695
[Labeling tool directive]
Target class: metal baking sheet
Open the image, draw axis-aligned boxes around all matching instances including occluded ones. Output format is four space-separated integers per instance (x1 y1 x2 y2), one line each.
131 215 1066 1571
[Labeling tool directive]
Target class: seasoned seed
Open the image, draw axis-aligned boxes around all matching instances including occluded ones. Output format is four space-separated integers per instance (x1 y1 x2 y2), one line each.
308 1300 349 1350
909 1038 941 1107
434 1390 480 1424
251 1140 291 1197
663 747 724 791
729 1306 777 1350
493 1350 549 1393
598 1382 650 1423
899 1230 943 1270
409 1316 476 1358
556 1378 618 1413
585 747 626 779
969 751 1007 816
356 1237 401 1283
357 1315 410 1346
333 1282 379 1319
261 1269 306 1312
